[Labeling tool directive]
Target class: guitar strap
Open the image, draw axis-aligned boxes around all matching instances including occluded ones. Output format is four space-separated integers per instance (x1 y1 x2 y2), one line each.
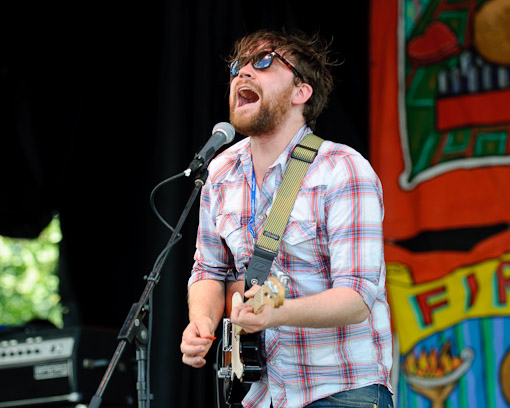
245 133 324 290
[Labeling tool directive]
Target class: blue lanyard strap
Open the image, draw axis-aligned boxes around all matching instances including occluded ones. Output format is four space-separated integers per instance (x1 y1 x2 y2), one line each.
248 168 256 239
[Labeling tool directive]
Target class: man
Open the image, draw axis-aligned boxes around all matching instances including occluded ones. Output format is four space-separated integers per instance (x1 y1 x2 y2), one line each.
181 29 393 408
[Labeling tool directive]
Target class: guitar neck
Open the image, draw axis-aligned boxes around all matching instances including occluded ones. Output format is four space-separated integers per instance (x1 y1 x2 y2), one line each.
245 291 266 314
244 277 285 314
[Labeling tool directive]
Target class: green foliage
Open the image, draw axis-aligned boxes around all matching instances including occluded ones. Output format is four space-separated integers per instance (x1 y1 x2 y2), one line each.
0 217 63 328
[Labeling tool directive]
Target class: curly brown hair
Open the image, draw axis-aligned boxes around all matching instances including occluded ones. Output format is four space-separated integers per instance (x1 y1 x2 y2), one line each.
227 29 339 130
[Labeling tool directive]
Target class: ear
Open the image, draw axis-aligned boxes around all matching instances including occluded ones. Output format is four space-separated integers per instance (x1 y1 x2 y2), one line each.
291 82 313 106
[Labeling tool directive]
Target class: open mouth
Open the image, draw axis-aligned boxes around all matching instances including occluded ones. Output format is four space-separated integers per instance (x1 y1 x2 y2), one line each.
237 86 260 107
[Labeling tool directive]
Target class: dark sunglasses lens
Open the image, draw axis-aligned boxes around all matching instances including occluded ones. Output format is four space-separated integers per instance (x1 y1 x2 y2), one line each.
230 53 275 76
230 60 240 76
253 53 274 69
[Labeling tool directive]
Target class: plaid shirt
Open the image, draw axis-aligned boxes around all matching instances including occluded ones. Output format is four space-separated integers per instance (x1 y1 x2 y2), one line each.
189 125 393 407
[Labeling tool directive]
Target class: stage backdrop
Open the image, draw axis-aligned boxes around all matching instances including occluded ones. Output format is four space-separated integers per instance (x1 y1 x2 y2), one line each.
370 0 510 407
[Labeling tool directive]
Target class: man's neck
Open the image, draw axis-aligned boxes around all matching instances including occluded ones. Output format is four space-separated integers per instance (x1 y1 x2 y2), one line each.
250 121 305 189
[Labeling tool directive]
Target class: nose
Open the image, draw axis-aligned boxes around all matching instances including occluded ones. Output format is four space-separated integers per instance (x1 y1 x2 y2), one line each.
238 62 256 78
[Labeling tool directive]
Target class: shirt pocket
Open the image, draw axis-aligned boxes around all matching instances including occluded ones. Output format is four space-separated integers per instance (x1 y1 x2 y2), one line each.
281 218 317 258
215 212 250 261
277 219 331 297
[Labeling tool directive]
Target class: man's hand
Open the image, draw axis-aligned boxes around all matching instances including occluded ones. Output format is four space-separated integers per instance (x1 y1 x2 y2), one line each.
180 316 216 368
229 284 277 333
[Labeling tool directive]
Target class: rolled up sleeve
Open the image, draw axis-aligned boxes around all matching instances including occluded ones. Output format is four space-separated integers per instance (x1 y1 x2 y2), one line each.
326 154 384 309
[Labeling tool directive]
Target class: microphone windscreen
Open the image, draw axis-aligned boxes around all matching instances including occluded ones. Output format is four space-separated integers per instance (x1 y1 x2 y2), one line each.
212 122 235 143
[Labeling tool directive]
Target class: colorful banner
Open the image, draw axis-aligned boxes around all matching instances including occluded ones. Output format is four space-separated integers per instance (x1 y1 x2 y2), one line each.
370 0 510 406
370 0 510 241
387 244 510 354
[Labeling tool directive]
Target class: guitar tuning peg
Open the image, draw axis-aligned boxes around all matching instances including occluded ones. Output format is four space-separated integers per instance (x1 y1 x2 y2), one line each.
275 271 290 288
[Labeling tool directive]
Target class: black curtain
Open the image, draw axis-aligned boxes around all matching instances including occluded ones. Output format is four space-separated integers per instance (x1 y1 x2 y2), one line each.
1 1 368 407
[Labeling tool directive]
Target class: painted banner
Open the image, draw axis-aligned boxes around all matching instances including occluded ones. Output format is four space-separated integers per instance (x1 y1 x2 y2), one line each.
370 0 510 406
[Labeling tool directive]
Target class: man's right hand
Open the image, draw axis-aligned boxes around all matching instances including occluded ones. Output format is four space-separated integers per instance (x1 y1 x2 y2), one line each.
180 316 215 368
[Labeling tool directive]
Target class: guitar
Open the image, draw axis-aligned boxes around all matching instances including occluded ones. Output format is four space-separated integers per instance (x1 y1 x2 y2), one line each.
218 274 288 405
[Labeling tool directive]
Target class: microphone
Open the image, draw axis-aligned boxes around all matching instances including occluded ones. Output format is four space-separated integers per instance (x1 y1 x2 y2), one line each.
184 122 235 176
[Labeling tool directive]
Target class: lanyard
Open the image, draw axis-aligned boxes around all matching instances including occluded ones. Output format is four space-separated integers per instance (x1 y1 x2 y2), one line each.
248 168 256 239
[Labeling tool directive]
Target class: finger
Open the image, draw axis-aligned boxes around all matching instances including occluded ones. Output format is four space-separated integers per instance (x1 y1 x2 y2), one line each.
180 340 207 355
244 285 261 298
234 303 254 313
183 317 215 341
182 353 206 368
238 305 256 317
194 322 216 340
182 324 214 345
231 307 250 323
182 335 212 347
231 308 256 327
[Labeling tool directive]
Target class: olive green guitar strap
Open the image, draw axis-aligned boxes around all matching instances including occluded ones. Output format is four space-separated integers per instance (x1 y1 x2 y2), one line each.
245 133 324 289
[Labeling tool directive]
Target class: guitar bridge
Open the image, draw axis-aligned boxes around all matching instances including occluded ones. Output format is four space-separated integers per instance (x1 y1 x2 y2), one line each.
217 365 231 379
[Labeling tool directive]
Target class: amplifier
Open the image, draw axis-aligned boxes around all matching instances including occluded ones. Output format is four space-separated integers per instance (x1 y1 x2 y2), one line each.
0 326 136 407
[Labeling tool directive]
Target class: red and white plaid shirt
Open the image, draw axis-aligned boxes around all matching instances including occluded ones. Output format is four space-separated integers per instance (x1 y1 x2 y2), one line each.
189 125 393 407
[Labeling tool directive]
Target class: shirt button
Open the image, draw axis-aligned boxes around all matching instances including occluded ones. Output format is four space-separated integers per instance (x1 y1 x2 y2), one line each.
257 215 264 220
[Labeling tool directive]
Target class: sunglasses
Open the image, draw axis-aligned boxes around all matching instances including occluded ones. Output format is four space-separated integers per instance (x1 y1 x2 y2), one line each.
229 50 304 81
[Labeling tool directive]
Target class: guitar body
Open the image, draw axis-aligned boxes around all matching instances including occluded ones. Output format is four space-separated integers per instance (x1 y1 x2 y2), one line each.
223 334 264 404
223 292 264 405
218 275 287 406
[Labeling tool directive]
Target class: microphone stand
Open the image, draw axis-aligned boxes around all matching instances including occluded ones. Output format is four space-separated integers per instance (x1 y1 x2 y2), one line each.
89 167 209 408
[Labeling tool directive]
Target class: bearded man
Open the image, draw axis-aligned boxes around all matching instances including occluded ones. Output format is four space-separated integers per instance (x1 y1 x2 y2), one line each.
181 29 394 408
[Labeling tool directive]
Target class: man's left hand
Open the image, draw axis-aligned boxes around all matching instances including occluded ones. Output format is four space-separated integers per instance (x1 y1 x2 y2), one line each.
230 284 277 332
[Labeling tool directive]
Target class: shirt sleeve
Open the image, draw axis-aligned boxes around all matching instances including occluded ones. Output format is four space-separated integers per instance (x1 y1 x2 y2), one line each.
325 153 385 309
188 178 236 288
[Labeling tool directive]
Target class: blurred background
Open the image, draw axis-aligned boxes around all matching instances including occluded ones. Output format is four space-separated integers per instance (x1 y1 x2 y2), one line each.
1 1 509 407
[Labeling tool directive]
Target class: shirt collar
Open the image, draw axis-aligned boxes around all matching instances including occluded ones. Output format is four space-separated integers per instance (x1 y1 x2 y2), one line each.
235 124 313 176
271 124 312 172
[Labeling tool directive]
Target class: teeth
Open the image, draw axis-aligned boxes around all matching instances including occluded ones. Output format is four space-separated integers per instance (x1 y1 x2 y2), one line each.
238 86 253 94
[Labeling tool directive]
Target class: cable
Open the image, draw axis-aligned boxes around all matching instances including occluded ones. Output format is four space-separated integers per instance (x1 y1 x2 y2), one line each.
145 169 206 407
216 338 224 408
146 293 153 408
144 170 187 408
149 172 186 236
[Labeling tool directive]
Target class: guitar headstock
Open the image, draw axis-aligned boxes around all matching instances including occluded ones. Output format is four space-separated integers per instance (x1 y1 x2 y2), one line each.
233 273 290 335
249 273 289 313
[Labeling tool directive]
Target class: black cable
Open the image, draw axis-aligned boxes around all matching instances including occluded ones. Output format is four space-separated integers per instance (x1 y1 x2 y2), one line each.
149 172 186 236
146 293 153 408
216 338 223 408
145 170 189 407
89 169 203 408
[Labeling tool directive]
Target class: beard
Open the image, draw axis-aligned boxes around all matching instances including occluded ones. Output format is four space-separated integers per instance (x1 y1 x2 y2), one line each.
229 82 294 137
